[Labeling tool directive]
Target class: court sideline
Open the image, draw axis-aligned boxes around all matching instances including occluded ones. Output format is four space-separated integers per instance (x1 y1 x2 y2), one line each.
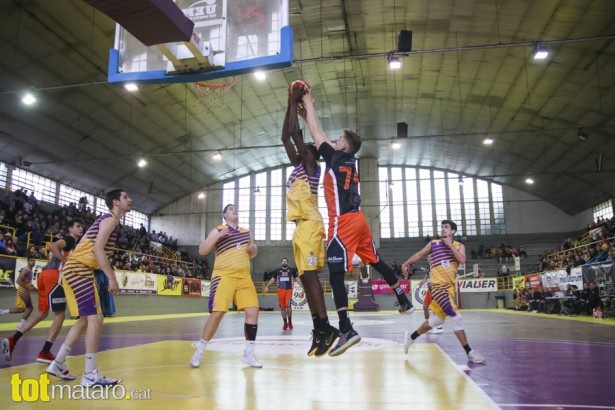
1 310 614 409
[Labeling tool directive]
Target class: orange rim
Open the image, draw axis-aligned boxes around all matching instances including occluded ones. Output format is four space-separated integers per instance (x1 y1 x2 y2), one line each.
193 76 236 89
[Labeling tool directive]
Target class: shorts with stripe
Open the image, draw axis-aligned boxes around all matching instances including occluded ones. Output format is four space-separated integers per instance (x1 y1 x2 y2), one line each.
326 210 379 273
37 268 67 312
429 286 459 319
208 273 258 313
16 287 33 310
61 260 100 317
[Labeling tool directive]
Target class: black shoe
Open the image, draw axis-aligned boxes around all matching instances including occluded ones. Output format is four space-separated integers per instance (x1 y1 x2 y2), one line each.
329 327 361 357
399 302 416 314
314 326 340 357
307 330 320 357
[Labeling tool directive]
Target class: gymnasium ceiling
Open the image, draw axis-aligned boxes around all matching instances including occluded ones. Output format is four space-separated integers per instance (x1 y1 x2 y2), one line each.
0 0 614 216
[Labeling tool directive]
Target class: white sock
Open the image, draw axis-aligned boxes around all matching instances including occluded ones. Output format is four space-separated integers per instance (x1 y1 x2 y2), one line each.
17 319 26 331
244 341 256 354
55 343 72 364
196 339 209 352
85 353 97 374
0 309 9 315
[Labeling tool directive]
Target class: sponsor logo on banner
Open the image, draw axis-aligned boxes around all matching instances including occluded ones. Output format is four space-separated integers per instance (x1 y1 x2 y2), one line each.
0 256 17 288
290 283 309 310
372 279 410 294
182 278 202 297
116 270 157 294
512 276 526 290
157 275 182 296
412 282 429 305
458 279 498 292
525 273 542 290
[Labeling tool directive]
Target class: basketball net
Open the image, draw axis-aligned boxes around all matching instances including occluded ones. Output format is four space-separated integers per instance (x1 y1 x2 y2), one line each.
190 76 236 110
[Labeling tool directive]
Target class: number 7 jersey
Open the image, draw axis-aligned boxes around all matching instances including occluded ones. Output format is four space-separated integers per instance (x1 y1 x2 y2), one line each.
319 143 361 220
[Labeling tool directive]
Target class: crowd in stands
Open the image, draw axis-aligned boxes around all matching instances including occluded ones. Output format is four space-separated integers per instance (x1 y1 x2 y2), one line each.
0 188 210 280
535 215 615 272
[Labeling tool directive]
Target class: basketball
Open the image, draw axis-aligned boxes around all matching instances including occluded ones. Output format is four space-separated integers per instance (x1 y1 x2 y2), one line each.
288 80 311 110
288 79 311 97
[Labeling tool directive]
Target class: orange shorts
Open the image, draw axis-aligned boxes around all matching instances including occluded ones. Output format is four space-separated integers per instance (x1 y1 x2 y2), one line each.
327 211 378 273
37 268 61 312
277 288 293 309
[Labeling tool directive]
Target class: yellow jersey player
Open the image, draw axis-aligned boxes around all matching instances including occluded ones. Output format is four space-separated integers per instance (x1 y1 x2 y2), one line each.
401 220 485 364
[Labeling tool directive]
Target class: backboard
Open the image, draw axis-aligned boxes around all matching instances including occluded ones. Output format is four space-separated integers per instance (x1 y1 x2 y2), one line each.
108 0 292 84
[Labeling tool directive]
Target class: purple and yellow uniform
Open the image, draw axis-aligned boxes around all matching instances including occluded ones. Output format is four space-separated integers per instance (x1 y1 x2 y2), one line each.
286 163 325 275
62 212 119 317
16 267 33 310
428 239 462 319
208 224 258 313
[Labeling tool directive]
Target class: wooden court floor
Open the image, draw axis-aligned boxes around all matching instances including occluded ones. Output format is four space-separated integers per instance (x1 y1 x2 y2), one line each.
1 309 614 409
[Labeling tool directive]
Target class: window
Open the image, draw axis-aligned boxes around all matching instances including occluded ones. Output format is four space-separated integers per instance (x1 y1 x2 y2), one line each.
405 169 419 237
58 185 93 209
593 199 613 221
390 167 405 238
123 210 148 229
463 180 477 235
11 168 57 204
492 184 505 234
285 166 296 241
0 162 7 189
378 167 391 239
433 170 447 227
419 169 433 236
237 176 251 227
269 168 283 241
476 179 491 235
94 196 106 215
447 172 463 230
222 181 236 223
254 172 268 241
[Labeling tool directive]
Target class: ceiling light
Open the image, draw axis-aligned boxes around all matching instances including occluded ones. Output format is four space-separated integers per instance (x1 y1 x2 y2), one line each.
577 127 588 141
390 139 401 150
137 158 147 167
22 93 36 105
212 151 222 161
254 70 266 80
483 136 494 145
532 43 549 60
387 53 402 70
525 178 534 185
124 83 139 92
197 192 205 199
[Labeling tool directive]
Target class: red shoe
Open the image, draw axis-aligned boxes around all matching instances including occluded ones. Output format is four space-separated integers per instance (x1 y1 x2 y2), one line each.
1 336 15 362
283 323 288 330
37 351 56 364
288 322 294 330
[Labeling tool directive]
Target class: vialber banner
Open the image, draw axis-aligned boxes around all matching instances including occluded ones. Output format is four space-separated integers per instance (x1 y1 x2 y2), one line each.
157 275 182 296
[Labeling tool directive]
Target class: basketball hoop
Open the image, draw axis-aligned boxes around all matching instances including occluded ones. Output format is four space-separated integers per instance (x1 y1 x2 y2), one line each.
190 76 236 110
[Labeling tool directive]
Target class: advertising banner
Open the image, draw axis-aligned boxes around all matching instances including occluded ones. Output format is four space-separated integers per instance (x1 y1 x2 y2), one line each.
200 280 210 298
181 278 202 297
156 275 182 296
290 283 309 310
117 270 157 294
0 256 16 288
372 279 410 294
458 278 498 293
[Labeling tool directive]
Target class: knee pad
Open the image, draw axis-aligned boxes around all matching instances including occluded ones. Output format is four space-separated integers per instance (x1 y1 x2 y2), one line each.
427 313 445 328
452 313 464 332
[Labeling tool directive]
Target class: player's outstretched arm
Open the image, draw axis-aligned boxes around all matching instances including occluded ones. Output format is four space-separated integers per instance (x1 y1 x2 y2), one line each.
401 243 432 278
302 91 334 150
